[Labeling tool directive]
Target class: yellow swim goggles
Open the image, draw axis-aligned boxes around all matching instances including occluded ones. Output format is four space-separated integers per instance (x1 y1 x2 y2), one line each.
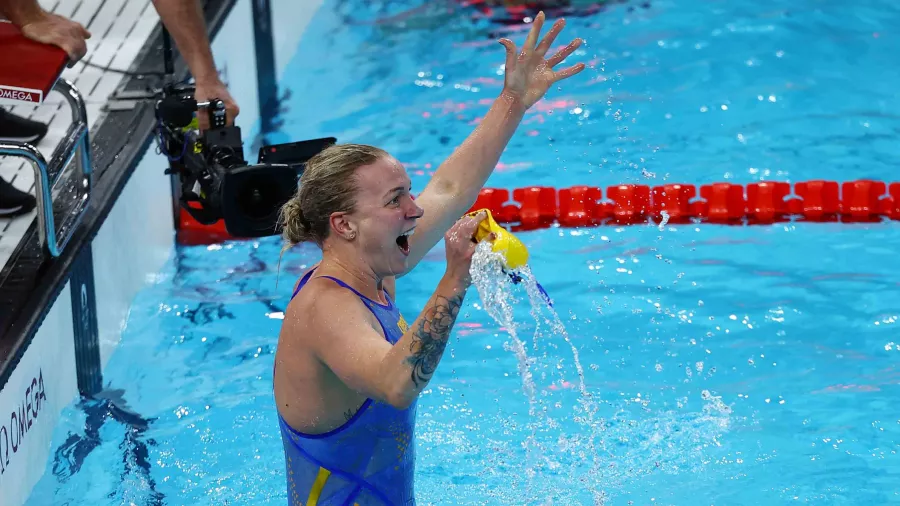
465 208 553 307
466 208 529 270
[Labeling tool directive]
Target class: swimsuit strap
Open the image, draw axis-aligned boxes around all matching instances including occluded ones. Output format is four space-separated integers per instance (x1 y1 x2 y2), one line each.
317 275 393 309
290 268 317 300
291 268 393 308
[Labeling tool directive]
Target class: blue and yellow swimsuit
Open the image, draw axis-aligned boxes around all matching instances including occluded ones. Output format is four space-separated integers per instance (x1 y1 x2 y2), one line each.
277 269 417 506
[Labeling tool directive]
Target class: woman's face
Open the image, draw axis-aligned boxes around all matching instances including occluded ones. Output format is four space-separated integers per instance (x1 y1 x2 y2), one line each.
344 156 424 278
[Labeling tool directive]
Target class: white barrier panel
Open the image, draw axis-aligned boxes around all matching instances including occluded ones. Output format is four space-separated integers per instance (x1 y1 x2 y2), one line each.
93 141 178 370
0 283 77 506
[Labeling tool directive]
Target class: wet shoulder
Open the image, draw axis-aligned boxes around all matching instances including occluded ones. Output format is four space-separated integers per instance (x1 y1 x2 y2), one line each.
288 277 384 335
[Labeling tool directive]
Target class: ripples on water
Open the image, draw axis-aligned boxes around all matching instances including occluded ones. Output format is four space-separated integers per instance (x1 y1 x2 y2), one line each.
278 0 900 192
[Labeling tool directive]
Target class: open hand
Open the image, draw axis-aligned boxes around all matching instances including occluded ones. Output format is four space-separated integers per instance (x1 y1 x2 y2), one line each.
498 11 585 109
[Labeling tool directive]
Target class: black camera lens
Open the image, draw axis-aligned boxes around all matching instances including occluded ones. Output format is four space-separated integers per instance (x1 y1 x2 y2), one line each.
236 175 281 220
220 161 304 238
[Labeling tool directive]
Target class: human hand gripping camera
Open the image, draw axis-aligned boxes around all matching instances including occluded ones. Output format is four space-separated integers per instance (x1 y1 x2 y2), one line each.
145 0 342 239
151 14 336 240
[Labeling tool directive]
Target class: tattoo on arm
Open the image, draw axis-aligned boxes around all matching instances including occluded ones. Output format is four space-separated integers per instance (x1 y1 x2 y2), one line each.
405 292 465 387
343 408 356 421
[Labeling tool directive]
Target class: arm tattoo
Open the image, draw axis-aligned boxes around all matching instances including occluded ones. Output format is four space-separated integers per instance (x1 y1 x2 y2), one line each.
343 408 356 421
405 292 465 387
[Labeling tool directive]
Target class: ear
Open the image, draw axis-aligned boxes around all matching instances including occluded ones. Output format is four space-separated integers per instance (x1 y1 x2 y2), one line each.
329 211 357 241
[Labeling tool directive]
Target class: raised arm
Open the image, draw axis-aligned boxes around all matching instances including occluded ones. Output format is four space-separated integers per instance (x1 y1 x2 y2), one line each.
401 12 584 272
298 214 482 408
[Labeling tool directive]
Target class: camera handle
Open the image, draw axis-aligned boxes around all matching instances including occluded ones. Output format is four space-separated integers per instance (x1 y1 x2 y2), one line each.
202 99 228 129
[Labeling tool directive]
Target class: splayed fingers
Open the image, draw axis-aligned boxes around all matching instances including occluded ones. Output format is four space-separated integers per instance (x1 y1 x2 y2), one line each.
497 10 585 107
548 38 586 81
535 17 567 58
519 10 546 59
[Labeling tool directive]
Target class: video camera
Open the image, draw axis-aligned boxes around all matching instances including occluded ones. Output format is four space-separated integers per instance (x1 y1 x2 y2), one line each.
153 83 335 238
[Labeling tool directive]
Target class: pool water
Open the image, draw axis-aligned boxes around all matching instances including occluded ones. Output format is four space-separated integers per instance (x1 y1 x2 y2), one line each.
26 0 900 504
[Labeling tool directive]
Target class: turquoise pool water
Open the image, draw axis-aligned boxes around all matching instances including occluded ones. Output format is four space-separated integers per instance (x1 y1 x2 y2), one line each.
26 0 900 504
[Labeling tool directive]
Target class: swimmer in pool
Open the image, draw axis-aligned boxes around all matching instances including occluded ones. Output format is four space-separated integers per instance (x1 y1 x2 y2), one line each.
272 12 584 505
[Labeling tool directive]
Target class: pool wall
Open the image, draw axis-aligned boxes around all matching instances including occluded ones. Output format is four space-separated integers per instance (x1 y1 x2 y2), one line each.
0 0 321 503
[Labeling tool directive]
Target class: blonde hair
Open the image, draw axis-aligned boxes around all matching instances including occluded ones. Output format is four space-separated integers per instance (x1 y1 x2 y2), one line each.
279 143 390 250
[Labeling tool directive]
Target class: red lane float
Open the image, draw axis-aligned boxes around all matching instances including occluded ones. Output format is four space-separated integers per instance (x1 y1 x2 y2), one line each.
558 186 602 227
606 184 650 225
696 183 746 224
463 179 900 230
177 179 900 245
790 180 839 221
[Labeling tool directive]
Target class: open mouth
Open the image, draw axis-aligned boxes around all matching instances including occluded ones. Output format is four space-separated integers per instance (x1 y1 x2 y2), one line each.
396 228 414 256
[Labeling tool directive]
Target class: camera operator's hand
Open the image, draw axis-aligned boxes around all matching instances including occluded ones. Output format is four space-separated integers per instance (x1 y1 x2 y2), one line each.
195 78 240 131
4 4 91 66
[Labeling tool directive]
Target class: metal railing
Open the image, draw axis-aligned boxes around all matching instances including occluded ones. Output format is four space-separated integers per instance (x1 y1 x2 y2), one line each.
0 78 92 258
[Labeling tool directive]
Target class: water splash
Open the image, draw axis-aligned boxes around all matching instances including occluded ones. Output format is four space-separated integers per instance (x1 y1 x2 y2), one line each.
467 239 735 505
469 241 593 414
658 210 671 230
469 241 539 413
469 240 607 500
468 240 552 498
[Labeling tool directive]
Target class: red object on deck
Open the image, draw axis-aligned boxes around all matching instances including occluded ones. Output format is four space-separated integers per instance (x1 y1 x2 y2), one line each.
0 21 68 105
176 208 236 246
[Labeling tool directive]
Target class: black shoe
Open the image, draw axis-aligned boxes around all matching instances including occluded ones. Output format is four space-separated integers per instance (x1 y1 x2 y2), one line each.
0 108 48 144
0 177 37 218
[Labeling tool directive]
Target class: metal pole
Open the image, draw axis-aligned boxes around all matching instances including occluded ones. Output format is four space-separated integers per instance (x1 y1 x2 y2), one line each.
162 26 175 78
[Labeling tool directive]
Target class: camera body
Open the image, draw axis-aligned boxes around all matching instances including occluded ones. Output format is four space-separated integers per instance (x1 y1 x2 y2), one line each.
154 85 335 238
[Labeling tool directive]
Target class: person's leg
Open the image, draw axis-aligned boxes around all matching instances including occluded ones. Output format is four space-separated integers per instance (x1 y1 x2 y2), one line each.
0 107 49 144
0 176 37 218
0 107 44 218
